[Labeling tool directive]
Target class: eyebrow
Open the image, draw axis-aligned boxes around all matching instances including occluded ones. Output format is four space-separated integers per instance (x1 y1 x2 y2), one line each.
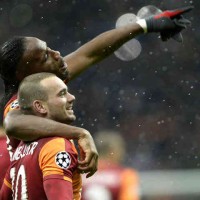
57 88 68 96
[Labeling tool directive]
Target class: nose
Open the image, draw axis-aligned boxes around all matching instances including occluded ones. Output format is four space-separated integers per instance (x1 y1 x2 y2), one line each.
50 49 61 61
67 92 75 102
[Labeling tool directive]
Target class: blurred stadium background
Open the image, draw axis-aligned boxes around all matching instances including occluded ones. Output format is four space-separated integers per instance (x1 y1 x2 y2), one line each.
0 0 199 199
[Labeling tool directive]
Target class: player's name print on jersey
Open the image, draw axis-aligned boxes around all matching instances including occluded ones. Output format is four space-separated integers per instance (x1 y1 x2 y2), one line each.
12 142 38 161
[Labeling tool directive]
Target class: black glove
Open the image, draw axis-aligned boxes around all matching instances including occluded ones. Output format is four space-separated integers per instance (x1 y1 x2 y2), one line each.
146 6 193 32
160 15 191 42
137 6 193 42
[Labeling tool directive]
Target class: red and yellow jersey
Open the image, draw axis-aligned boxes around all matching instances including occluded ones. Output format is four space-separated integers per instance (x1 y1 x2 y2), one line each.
2 137 82 200
82 160 140 200
0 94 19 189
3 94 21 155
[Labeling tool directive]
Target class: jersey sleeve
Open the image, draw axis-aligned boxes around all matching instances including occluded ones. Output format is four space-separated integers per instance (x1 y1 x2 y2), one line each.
43 178 73 200
39 137 78 183
39 138 79 199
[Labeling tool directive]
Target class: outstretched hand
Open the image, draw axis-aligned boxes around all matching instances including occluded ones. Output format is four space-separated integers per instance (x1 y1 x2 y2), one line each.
137 5 194 42
77 130 98 178
153 6 193 20
156 6 193 42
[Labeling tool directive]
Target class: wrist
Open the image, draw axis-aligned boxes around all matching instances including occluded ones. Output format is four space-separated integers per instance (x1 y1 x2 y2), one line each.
136 19 148 33
77 128 91 140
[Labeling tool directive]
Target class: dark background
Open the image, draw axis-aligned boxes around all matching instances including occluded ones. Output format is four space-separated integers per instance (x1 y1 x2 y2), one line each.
0 0 199 171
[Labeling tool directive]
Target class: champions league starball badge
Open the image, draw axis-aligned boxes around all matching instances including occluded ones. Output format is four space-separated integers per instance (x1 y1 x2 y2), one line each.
55 151 71 169
10 99 19 109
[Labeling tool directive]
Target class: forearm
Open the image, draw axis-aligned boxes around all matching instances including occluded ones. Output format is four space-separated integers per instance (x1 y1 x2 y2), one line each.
4 111 88 141
78 23 143 57
65 23 144 80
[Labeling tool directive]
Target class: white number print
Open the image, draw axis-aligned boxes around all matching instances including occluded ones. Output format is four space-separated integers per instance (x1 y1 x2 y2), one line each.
10 165 28 200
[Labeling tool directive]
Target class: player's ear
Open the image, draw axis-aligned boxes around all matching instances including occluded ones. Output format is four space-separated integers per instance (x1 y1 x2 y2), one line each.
32 100 47 114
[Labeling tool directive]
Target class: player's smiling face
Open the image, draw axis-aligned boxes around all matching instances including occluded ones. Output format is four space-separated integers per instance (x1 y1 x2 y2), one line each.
16 37 69 81
41 76 76 124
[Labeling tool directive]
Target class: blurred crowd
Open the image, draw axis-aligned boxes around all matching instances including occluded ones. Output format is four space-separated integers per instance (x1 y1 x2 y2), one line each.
0 0 200 172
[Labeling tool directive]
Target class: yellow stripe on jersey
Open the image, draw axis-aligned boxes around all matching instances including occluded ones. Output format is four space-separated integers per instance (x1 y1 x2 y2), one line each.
4 178 12 189
64 176 72 183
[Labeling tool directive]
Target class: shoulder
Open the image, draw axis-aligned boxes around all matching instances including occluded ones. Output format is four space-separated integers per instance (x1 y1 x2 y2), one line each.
38 137 78 179
39 137 77 166
40 137 74 152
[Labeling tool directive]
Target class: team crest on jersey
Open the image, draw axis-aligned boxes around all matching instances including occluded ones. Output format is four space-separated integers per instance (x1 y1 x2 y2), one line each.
55 151 71 169
10 100 19 109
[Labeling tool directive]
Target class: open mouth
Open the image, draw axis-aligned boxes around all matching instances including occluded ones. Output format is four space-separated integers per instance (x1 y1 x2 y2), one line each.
66 105 73 110
66 109 74 114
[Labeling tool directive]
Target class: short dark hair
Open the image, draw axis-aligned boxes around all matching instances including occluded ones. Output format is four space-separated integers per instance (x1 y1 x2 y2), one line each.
18 72 55 112
0 36 26 123
0 36 25 84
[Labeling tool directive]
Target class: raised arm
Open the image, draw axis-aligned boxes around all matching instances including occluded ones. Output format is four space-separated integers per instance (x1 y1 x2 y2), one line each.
64 6 193 80
4 109 98 178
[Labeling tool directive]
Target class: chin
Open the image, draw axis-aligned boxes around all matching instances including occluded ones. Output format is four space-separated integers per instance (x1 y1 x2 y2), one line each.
66 116 76 123
60 71 69 80
71 116 76 121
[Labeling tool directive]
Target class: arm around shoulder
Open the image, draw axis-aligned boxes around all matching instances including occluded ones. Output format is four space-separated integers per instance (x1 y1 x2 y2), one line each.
4 110 98 178
4 109 89 141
